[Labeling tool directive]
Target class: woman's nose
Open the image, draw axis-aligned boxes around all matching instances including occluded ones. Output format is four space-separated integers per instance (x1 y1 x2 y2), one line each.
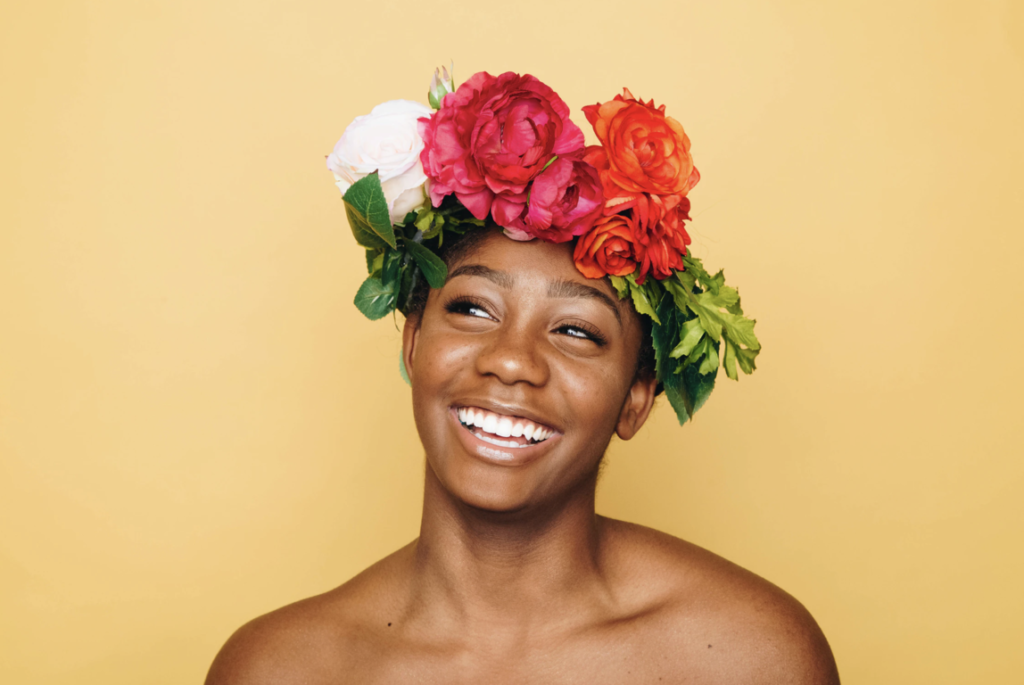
474 323 550 387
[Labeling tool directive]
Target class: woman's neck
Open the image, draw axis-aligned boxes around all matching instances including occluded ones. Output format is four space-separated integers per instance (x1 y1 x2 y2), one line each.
408 463 611 629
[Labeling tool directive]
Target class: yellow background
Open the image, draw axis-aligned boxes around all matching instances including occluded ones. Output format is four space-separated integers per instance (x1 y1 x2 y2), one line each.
2 0 1022 682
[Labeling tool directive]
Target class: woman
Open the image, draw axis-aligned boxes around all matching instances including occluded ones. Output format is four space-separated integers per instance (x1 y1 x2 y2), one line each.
206 69 839 684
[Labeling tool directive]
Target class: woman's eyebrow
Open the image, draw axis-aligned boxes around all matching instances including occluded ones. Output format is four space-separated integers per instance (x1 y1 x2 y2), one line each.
447 264 515 289
547 279 622 327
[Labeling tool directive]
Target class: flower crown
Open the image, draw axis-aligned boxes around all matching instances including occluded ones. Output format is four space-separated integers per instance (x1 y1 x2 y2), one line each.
327 65 760 425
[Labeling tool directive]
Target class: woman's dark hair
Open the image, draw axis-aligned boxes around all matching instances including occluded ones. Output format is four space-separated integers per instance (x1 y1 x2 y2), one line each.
405 228 658 389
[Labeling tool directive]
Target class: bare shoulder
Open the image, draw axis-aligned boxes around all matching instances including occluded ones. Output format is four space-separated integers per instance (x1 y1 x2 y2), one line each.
601 518 840 685
204 542 414 685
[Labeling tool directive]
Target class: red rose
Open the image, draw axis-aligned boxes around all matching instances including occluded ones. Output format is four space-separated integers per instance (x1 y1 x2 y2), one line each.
418 71 585 221
498 152 604 243
631 194 692 282
582 88 700 212
573 213 638 279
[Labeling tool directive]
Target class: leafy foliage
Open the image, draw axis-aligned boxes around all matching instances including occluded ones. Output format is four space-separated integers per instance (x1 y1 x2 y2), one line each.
638 253 759 424
345 173 486 320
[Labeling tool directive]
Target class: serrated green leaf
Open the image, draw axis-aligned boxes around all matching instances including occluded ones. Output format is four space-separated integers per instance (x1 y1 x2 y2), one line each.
675 269 697 295
723 337 739 381
700 285 739 310
628 279 661 325
651 297 679 381
405 241 447 288
342 172 397 249
682 254 711 286
609 275 630 300
681 336 709 369
682 362 717 415
687 300 725 341
707 269 725 296
415 208 434 233
353 275 395 320
723 312 760 350
698 340 720 375
735 345 759 374
671 317 705 359
663 373 691 426
423 212 445 240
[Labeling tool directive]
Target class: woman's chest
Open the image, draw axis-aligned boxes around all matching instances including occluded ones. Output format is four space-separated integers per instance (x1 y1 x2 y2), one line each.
337 622 718 685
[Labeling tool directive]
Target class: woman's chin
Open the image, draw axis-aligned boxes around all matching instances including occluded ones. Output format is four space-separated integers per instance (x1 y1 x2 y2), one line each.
429 456 547 514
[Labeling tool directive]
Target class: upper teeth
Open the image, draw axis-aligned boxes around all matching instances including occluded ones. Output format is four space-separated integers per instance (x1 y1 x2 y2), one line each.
457 407 554 442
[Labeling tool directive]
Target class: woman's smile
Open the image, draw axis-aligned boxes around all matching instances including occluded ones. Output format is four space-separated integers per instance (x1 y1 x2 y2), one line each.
448 404 563 465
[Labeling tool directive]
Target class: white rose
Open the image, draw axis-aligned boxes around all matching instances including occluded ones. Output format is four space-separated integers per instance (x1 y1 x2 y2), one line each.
327 99 433 224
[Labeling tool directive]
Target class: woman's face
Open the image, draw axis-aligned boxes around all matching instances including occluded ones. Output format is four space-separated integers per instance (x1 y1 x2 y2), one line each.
403 229 657 513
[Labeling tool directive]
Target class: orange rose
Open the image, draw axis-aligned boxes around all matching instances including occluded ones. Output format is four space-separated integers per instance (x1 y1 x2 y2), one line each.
631 194 692 282
573 213 638 279
582 89 700 210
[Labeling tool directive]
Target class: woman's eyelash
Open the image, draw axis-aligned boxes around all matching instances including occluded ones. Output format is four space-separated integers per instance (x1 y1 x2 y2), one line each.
444 296 493 319
556 323 607 346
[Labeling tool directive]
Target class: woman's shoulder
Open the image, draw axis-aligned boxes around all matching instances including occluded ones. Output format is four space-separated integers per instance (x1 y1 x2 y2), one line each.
204 543 413 685
600 517 840 684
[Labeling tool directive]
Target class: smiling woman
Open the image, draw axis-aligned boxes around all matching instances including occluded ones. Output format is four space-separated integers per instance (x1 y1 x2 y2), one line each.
204 68 839 684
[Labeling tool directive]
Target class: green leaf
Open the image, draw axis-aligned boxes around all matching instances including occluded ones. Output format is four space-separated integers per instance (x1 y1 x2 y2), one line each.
399 350 411 385
698 341 720 375
353 275 396 320
662 373 691 426
670 317 704 359
651 297 679 381
700 285 739 310
682 362 717 415
609 275 630 300
723 337 739 381
681 254 711 287
415 208 434 234
342 172 397 249
405 240 447 288
628 278 661 325
365 249 385 275
687 300 725 341
424 212 445 240
380 248 402 287
735 345 759 375
723 312 760 350
397 261 419 314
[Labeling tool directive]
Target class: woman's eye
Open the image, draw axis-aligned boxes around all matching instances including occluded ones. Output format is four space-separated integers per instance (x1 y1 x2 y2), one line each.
445 299 493 319
555 324 607 346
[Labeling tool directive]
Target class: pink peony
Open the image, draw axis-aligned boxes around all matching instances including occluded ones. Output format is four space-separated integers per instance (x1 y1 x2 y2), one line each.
498 152 604 243
418 71 586 223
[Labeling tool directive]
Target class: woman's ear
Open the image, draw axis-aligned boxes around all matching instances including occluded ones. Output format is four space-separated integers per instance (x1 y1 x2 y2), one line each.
401 311 422 384
615 375 658 440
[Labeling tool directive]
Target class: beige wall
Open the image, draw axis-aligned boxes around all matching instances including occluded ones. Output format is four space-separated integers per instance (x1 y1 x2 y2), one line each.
2 0 1022 682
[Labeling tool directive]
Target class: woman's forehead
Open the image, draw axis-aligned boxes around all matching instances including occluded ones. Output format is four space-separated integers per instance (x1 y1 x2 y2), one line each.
447 229 617 297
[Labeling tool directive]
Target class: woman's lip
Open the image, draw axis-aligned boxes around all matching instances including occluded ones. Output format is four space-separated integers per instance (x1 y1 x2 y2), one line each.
448 407 560 466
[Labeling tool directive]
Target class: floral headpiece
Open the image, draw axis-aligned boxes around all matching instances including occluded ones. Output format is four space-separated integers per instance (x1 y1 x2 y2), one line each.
327 66 760 424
